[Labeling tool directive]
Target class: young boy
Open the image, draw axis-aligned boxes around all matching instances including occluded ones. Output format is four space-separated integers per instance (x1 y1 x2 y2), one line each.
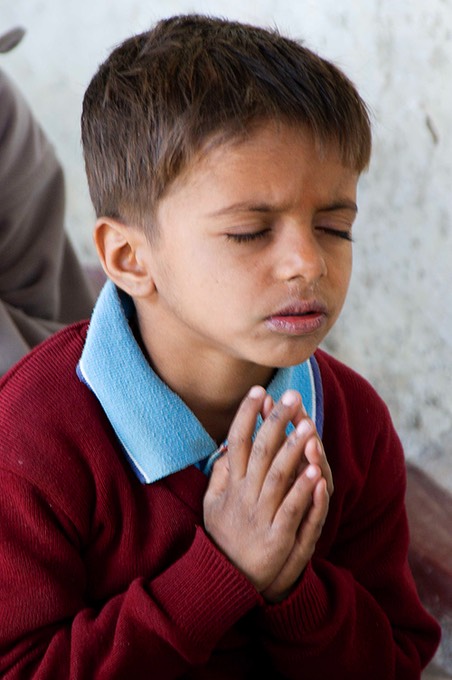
0 14 440 679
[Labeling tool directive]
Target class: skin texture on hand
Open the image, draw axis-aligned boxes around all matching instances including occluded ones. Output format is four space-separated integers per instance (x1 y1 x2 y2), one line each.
204 386 332 602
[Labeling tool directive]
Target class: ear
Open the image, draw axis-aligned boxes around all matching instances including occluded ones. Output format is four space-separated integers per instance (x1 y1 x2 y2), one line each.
93 217 155 298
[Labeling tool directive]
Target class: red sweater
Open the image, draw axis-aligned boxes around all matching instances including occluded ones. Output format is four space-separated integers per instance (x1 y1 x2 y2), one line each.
0 322 440 679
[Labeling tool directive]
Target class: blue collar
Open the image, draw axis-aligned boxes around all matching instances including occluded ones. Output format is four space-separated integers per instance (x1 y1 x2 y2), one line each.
78 281 323 484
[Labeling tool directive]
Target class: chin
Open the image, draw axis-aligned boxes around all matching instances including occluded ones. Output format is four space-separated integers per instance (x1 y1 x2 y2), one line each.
277 337 322 366
255 346 317 370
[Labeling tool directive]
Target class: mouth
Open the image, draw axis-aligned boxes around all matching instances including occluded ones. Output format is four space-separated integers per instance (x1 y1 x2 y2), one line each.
265 300 328 335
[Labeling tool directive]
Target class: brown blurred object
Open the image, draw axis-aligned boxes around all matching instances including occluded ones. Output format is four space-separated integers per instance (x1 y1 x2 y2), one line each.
407 462 452 678
0 27 25 53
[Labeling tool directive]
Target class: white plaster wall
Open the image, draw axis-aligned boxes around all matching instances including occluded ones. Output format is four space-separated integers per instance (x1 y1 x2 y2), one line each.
2 0 452 491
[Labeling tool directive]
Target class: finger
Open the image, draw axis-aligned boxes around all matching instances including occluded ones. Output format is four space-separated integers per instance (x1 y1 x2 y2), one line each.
261 394 274 420
207 447 230 496
264 476 329 601
294 475 329 556
303 436 334 496
259 416 316 510
246 390 305 488
286 397 308 429
227 385 266 480
271 462 321 537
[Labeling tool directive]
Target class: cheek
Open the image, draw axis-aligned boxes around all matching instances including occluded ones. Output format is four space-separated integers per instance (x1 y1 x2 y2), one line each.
328 252 352 300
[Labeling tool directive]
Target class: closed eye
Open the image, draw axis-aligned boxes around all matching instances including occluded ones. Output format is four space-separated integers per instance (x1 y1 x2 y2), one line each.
317 227 354 242
225 229 271 243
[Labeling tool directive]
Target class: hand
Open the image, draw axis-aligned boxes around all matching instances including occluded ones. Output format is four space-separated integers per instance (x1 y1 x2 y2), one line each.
261 392 333 498
203 386 332 602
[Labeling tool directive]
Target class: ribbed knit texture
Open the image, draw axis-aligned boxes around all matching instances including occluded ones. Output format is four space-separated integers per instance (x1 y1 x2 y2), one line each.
0 324 440 678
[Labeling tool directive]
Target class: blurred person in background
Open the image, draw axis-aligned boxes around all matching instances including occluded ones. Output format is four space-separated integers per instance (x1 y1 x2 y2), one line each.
0 27 94 376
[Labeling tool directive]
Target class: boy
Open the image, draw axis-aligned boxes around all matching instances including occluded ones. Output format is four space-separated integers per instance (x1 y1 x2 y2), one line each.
0 14 440 678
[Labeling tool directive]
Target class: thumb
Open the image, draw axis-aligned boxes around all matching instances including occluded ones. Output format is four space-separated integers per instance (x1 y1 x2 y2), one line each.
206 444 230 495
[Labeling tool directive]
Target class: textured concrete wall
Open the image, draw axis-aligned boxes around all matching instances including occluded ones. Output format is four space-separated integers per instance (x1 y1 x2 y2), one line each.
2 0 452 495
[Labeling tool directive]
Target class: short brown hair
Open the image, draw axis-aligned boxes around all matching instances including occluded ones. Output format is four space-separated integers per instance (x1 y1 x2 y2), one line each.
81 14 371 234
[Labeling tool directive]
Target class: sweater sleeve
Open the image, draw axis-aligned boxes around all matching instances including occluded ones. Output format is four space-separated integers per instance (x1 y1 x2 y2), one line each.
0 334 441 678
0 329 261 679
0 473 259 678
254 354 441 679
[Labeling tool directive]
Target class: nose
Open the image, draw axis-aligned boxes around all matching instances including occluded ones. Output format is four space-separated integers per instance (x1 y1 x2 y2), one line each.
275 224 327 285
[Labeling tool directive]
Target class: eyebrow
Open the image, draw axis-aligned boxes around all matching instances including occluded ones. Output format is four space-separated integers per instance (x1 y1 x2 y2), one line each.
208 199 358 217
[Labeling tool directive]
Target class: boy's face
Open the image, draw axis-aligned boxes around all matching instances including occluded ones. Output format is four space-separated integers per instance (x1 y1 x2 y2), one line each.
136 121 358 375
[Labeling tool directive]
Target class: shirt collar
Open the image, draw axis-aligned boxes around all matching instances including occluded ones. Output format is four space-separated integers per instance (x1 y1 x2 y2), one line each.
78 280 323 484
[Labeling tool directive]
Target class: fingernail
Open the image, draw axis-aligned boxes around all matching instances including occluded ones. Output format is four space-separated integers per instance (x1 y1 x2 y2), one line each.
296 419 312 436
306 465 318 479
281 390 298 406
249 385 264 399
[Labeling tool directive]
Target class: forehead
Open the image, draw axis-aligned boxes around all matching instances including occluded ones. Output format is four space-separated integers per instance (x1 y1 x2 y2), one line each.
159 121 358 215
182 120 329 177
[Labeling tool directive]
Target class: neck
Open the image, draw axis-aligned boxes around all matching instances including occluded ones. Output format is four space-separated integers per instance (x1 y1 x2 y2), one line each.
170 360 274 443
133 314 274 443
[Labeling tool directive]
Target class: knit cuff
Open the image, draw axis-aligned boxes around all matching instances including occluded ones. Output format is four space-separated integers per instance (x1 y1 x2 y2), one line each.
150 526 260 652
258 561 329 640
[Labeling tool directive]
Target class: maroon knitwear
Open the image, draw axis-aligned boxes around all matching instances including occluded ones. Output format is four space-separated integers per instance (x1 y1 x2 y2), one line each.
0 322 440 678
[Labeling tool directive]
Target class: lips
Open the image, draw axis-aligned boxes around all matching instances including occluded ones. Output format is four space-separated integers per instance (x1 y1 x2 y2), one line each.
265 300 328 335
271 300 327 317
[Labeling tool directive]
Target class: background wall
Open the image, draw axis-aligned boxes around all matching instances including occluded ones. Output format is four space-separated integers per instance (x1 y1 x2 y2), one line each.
2 0 452 493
